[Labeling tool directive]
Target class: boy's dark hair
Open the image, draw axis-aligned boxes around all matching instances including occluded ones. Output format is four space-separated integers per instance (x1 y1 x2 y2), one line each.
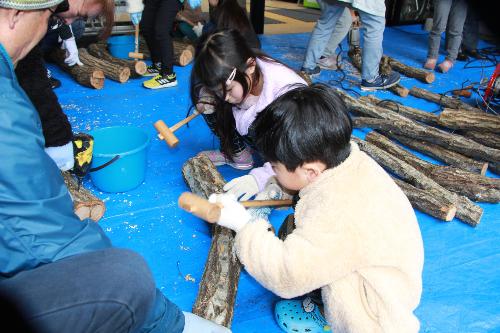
254 83 353 171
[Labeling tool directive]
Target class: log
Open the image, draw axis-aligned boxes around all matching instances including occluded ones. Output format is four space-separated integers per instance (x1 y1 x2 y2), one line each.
46 48 105 89
366 131 500 202
390 84 410 97
387 133 488 175
393 179 457 221
383 55 435 83
347 101 500 164
87 43 147 78
181 154 240 328
78 48 130 83
438 108 500 134
62 171 105 222
360 95 440 126
139 38 195 67
461 130 500 150
409 86 482 113
353 137 483 226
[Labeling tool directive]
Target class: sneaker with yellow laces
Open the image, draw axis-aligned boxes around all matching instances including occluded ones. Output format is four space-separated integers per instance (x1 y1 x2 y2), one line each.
143 73 178 89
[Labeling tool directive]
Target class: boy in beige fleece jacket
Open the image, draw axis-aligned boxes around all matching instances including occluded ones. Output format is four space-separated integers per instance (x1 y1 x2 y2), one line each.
209 84 424 333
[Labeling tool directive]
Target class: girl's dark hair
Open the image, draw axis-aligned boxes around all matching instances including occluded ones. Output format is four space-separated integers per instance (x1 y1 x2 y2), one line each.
190 29 272 157
254 83 353 171
210 0 260 49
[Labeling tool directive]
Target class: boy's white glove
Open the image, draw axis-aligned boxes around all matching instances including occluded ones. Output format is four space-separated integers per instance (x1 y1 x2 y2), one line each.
208 193 251 232
45 141 75 171
62 37 83 66
130 12 142 25
182 311 231 333
193 22 204 37
223 175 259 201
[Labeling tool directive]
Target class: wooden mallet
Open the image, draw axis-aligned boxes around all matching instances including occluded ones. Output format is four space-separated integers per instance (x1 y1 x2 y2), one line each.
178 192 293 223
154 113 201 147
128 24 144 60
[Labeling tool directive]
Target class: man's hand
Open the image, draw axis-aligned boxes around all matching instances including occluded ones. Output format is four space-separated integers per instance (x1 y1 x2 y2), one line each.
130 12 142 26
208 193 251 232
223 175 259 201
193 22 204 37
62 37 82 66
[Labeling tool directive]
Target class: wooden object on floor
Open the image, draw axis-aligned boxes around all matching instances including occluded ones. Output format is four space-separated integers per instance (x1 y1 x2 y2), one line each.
181 154 239 328
387 133 489 175
390 84 410 97
154 113 201 148
178 192 293 223
393 179 456 221
47 48 105 89
366 131 500 203
139 38 195 67
62 171 105 222
383 55 435 83
128 25 144 60
87 43 147 78
360 95 440 126
79 48 130 83
409 86 482 113
438 108 500 134
461 130 500 150
353 137 483 226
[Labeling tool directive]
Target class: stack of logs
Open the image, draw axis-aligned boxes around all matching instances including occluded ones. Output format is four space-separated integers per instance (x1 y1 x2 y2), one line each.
46 38 195 89
333 88 500 227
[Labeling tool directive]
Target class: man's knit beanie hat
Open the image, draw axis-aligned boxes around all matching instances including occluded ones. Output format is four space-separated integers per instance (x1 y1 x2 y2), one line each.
0 0 64 10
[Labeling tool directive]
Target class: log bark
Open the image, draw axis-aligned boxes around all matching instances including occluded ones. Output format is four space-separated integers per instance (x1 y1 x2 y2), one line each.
79 48 130 83
348 103 500 164
390 84 410 97
62 171 105 222
438 108 500 134
360 95 440 126
461 130 500 150
393 179 456 221
139 38 195 67
87 43 147 78
387 133 488 175
182 154 240 328
366 131 500 202
352 137 483 226
46 48 105 89
383 55 435 83
410 86 482 112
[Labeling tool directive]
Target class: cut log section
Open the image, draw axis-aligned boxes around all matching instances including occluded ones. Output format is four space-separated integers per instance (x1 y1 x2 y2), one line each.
62 171 105 222
181 154 240 328
139 38 195 67
353 137 483 226
383 55 435 83
79 48 130 83
410 86 482 113
393 179 456 221
87 43 147 78
360 95 439 126
461 130 500 150
387 133 488 175
46 48 105 89
366 131 500 203
438 108 500 134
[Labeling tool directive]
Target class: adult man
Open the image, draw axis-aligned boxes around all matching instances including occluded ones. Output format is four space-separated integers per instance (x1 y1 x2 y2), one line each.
0 1 230 332
301 0 400 91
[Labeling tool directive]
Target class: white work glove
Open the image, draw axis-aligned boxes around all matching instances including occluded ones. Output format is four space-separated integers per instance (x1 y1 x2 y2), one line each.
208 193 251 232
130 11 142 26
182 312 231 333
193 22 204 37
62 37 83 66
223 175 259 201
45 141 75 171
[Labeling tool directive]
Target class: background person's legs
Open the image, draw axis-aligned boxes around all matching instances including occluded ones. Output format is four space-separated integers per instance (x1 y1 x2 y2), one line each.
357 10 385 81
444 0 467 62
427 0 453 61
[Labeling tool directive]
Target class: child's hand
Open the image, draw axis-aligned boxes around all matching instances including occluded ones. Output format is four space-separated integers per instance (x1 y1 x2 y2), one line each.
208 193 251 232
223 175 259 201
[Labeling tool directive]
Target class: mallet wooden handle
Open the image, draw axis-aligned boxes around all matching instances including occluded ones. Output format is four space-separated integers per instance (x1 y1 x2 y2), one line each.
154 113 201 148
128 25 144 60
178 192 293 223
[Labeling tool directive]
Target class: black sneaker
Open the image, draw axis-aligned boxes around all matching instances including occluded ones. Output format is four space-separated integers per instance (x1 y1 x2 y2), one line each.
144 63 161 77
47 69 61 89
463 48 486 60
361 72 400 91
300 65 321 76
456 49 469 62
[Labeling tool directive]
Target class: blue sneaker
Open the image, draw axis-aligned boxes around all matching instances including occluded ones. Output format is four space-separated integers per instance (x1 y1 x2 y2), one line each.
360 71 400 91
274 297 331 333
300 66 321 76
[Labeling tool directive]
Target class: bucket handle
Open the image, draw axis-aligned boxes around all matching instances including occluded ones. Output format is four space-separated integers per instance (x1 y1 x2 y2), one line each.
89 155 120 173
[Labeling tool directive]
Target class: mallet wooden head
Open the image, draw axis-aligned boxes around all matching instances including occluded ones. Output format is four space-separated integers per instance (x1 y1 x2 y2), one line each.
153 113 201 148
